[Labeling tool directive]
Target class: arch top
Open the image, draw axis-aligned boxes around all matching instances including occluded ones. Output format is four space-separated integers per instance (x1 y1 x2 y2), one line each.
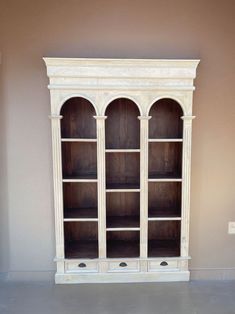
58 94 98 116
147 96 186 116
103 95 142 116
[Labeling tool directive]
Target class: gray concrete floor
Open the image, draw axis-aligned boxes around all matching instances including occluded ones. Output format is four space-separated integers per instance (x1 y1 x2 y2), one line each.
0 281 235 314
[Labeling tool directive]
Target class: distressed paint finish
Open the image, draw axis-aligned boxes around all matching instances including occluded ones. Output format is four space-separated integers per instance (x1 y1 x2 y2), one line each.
44 58 199 283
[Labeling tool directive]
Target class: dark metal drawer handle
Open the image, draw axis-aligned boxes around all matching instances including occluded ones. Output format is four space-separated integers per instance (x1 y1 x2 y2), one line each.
160 261 168 266
119 262 128 267
78 263 86 268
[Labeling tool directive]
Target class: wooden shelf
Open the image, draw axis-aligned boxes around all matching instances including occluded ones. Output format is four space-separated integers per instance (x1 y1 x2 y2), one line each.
148 240 180 257
63 175 97 182
148 208 181 220
106 183 140 193
148 139 183 142
106 149 140 153
148 217 181 221
65 240 98 259
148 178 182 182
61 138 97 142
107 216 140 228
64 208 98 220
107 240 140 258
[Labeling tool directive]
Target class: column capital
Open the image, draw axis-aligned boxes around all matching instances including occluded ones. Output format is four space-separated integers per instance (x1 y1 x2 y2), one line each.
49 115 63 120
138 116 152 120
181 115 196 121
93 115 107 120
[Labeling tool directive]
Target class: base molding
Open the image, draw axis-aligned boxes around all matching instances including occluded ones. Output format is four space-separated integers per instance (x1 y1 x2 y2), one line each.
55 271 190 284
190 268 235 280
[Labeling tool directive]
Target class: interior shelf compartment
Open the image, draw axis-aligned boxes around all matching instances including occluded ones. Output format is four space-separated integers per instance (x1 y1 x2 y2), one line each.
107 231 140 258
64 221 98 259
105 98 140 149
148 182 181 218
106 152 140 189
148 221 181 257
148 142 182 179
63 182 98 219
149 98 183 139
60 97 96 139
64 208 98 220
106 192 140 228
62 142 97 179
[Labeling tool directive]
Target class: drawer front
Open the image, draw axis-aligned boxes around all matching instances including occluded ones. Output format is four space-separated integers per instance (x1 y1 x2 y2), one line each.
66 261 98 273
148 260 179 272
108 260 139 272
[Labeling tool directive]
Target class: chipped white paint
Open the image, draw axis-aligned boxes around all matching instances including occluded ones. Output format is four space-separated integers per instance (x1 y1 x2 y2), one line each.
44 58 199 284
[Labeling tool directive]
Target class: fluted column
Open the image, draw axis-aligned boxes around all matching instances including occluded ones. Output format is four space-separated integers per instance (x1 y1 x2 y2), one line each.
181 115 195 259
49 114 64 273
94 116 107 260
138 116 151 269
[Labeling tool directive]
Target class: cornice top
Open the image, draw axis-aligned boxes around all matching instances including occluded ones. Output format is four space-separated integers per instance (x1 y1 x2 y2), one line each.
43 57 200 80
43 57 200 67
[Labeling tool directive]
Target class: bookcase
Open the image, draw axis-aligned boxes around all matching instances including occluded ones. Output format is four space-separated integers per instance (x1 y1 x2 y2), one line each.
44 58 199 283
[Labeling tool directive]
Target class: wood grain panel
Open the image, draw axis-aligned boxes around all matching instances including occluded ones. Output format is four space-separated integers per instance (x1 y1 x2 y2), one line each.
149 142 182 179
148 182 181 217
61 97 96 138
149 98 183 139
105 98 140 149
62 142 97 178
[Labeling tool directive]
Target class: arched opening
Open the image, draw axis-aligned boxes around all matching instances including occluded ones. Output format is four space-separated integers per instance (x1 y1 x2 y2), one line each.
61 97 98 259
105 98 140 258
105 98 140 149
60 97 96 138
149 98 183 139
148 98 182 258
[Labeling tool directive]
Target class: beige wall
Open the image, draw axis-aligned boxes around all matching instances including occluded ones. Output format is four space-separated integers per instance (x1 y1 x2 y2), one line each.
0 0 235 280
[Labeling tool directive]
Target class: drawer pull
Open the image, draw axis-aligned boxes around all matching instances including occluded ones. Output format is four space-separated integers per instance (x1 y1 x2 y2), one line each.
119 262 127 267
78 263 86 268
160 261 168 266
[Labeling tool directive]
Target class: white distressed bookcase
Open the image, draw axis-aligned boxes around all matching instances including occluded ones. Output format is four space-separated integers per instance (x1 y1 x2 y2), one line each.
44 58 199 284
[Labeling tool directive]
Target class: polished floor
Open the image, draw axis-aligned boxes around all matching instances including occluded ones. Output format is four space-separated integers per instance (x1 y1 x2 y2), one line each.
0 281 235 314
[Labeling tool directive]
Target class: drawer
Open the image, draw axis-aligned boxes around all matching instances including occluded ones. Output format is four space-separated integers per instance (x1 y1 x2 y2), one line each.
108 260 139 272
65 261 98 273
148 260 179 272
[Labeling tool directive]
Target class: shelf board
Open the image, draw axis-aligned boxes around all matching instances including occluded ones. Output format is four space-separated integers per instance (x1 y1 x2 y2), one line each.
148 239 180 257
148 208 181 220
105 149 140 153
65 240 98 259
107 240 140 258
61 138 97 142
148 217 181 221
64 208 98 221
107 227 140 231
107 215 140 228
63 175 97 183
148 178 182 182
148 139 183 142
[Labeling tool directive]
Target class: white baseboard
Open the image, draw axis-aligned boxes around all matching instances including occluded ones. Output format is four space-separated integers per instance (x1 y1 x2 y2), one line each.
1 268 235 282
4 271 55 282
190 268 235 280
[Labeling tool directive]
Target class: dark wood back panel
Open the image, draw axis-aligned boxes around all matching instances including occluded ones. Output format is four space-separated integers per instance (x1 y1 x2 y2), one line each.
148 142 182 178
61 97 96 138
62 142 97 179
105 98 140 148
149 98 183 138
